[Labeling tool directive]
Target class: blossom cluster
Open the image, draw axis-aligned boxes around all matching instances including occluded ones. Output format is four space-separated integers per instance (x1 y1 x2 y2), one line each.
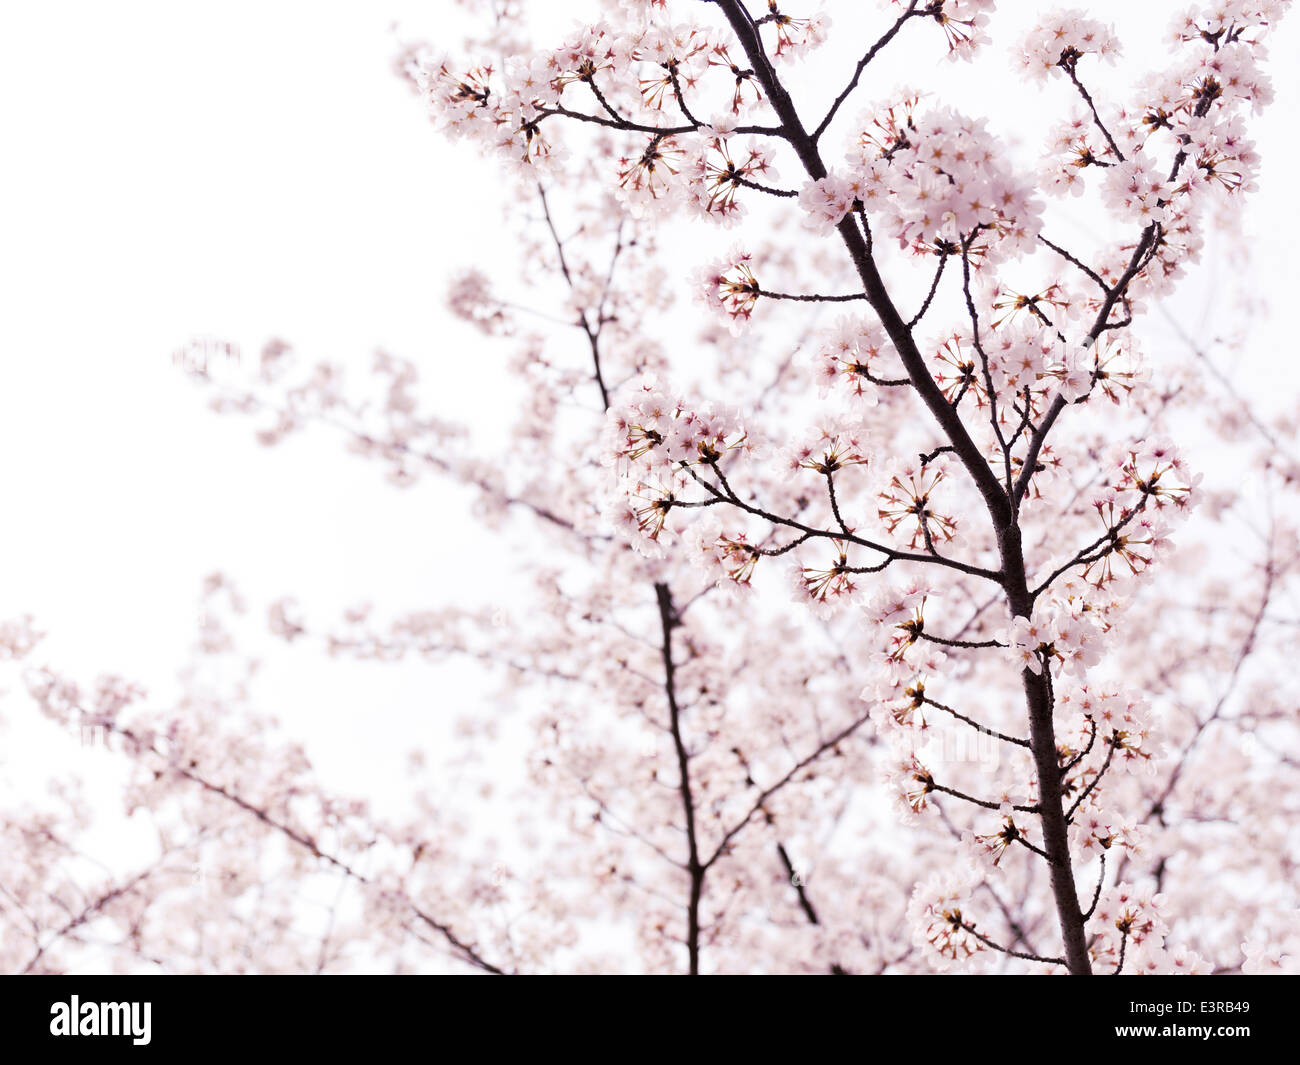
906 871 986 969
801 98 1044 263
83 0 1297 978
1080 441 1198 587
906 0 997 61
1019 9 1122 83
1028 0 1278 291
813 316 900 403
601 381 749 555
1003 602 1104 678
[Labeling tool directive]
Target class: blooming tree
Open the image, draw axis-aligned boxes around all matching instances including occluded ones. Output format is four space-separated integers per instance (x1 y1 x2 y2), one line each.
5 0 1300 975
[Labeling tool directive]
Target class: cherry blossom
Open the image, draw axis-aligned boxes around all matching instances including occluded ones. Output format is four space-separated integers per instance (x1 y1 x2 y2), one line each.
7 0 1298 978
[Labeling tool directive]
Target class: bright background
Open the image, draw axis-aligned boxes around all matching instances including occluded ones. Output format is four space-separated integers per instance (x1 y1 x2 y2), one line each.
1 1 1296 816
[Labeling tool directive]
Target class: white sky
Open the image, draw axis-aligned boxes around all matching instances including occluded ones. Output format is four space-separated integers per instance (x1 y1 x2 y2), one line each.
1 1 1297 810
0 2 523 803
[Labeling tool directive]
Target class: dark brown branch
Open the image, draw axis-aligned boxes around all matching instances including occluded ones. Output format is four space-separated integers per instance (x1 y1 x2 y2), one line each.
926 774 1039 814
960 237 1013 493
917 632 1006 651
1031 496 1150 599
959 921 1067 967
1066 734 1120 822
921 696 1031 748
1062 62 1126 162
1083 852 1106 921
1038 234 1109 292
655 582 705 975
907 251 950 328
812 0 922 142
757 287 868 303
712 0 1092 972
683 462 1002 582
1061 715 1098 776
537 103 781 138
712 0 1015 534
824 470 851 536
537 183 613 409
735 176 799 198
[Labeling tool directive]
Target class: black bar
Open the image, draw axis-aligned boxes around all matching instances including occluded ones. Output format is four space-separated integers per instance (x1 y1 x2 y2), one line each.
1 974 1292 1054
